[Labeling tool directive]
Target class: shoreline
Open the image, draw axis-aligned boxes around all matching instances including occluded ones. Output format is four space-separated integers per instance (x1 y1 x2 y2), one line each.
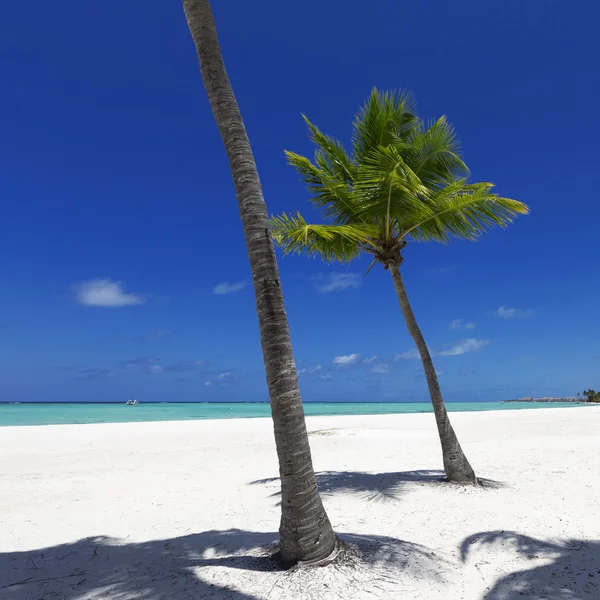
0 401 595 429
1 404 598 433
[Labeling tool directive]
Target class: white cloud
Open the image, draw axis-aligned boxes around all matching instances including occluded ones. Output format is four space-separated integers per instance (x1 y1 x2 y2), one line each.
315 273 361 293
216 371 232 381
213 281 247 295
362 355 377 364
439 338 490 356
149 365 163 374
332 353 360 366
371 363 390 374
394 348 421 360
73 278 144 307
204 381 212 386
298 365 322 375
450 319 475 330
496 306 535 319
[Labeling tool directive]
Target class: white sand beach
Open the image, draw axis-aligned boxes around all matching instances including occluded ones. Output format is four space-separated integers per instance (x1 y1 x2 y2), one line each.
1 406 599 599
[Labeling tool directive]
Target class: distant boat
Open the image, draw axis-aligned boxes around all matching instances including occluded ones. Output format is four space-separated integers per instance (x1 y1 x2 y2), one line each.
125 399 139 406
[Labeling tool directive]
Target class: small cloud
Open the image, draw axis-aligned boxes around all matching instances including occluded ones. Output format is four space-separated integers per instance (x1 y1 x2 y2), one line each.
320 374 332 381
371 363 390 375
298 365 322 376
74 367 117 380
149 365 163 374
163 360 208 373
314 273 361 293
439 338 490 356
426 265 456 275
122 357 159 369
73 278 144 307
496 306 535 319
332 353 360 366
215 371 234 382
213 281 247 295
394 348 421 360
204 381 212 386
450 319 476 330
362 355 377 364
153 329 173 339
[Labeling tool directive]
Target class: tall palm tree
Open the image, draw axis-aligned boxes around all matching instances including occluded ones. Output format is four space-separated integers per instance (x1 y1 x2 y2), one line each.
181 0 338 566
271 90 529 484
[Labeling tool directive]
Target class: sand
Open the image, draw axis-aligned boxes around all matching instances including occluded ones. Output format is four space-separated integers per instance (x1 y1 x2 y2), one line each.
1 406 599 599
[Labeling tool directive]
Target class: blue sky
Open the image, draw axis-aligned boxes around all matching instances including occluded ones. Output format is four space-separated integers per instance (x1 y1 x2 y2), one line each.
1 1 598 403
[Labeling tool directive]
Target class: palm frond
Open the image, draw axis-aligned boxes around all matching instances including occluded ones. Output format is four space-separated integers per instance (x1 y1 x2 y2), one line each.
285 151 360 224
406 117 468 187
400 184 529 243
352 88 418 163
302 116 357 184
353 145 432 232
269 212 378 263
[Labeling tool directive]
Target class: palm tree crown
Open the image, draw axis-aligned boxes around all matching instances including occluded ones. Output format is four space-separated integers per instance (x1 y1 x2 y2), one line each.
271 89 528 269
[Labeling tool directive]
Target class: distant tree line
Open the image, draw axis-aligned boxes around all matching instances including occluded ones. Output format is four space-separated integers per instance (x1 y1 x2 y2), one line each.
580 389 600 402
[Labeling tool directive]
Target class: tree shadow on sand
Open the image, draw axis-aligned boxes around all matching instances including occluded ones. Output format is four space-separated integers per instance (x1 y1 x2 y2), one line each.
0 528 449 600
461 531 600 600
251 470 504 503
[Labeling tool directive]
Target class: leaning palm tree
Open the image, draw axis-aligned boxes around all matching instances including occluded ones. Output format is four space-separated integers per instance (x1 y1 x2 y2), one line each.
271 90 529 484
181 0 338 566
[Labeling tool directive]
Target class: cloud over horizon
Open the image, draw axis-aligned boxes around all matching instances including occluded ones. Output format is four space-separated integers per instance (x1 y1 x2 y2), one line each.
396 337 490 359
449 319 475 330
332 353 360 366
73 278 144 307
213 281 247 295
439 338 490 356
496 306 535 319
314 273 361 293
395 348 421 360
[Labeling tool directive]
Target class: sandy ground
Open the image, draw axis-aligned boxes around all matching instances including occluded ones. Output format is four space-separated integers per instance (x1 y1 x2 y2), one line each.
1 406 599 599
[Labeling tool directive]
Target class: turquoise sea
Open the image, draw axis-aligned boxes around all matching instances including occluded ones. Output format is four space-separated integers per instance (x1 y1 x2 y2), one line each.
0 401 589 427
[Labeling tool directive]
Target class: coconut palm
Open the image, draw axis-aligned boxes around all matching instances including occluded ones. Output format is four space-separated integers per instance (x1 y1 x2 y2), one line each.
181 0 338 565
271 89 529 484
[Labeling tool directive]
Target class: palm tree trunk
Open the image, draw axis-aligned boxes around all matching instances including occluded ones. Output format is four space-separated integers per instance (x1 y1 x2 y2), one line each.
390 266 477 484
181 0 338 566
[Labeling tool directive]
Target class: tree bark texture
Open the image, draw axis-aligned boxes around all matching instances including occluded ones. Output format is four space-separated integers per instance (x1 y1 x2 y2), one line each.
181 0 338 566
390 266 477 484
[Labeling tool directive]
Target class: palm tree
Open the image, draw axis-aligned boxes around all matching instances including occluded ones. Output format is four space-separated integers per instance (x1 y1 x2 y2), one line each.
181 0 338 566
271 90 529 484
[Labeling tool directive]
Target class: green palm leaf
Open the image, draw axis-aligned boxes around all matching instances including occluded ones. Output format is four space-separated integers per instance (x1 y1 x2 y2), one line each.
285 151 361 224
401 184 529 242
269 212 377 263
406 117 469 186
352 89 418 163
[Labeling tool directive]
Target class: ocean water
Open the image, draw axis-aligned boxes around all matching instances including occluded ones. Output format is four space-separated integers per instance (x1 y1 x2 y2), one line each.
0 401 589 427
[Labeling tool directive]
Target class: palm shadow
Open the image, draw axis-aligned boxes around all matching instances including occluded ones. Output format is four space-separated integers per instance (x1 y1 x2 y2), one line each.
251 470 504 503
0 529 448 599
461 531 600 599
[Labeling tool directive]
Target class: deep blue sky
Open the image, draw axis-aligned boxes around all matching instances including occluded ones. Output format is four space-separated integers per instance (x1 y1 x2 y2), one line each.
1 1 598 403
